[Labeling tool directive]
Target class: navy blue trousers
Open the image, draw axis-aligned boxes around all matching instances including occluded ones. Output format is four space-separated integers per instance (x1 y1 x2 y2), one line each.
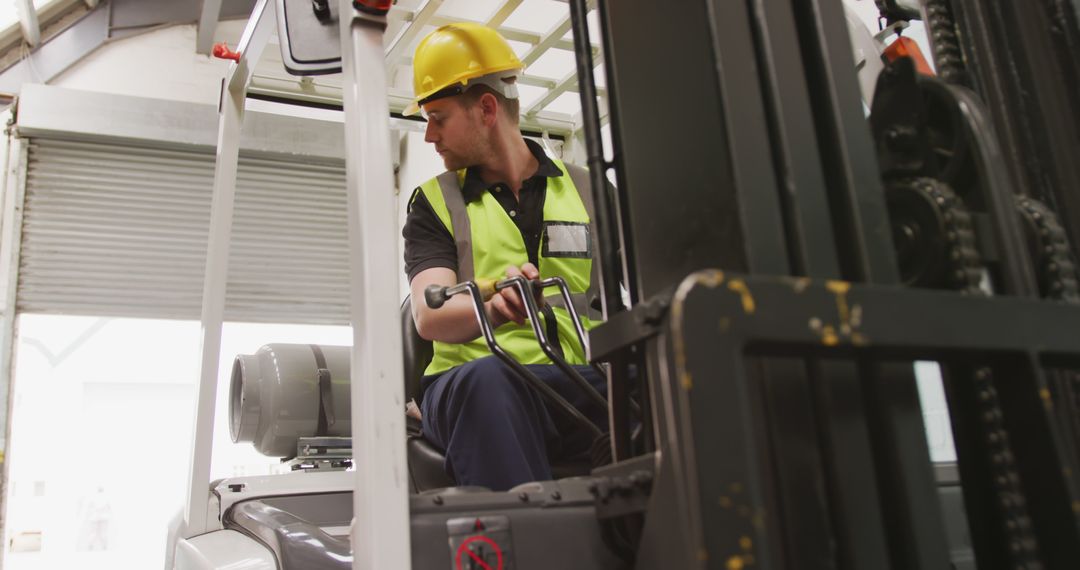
419 356 608 491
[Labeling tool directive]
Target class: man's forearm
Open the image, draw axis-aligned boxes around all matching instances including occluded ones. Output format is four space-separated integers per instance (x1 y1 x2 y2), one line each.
409 265 538 344
412 291 504 344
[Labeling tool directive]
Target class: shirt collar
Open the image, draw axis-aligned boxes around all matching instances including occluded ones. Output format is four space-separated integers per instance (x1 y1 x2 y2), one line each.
460 138 562 203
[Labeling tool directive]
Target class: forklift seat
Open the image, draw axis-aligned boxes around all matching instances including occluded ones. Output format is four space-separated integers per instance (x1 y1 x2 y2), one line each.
400 296 592 492
401 296 455 491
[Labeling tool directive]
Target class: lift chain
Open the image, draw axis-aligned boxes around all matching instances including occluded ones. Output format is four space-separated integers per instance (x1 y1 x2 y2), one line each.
882 9 1064 564
927 179 983 292
1015 196 1080 303
969 367 1045 569
886 177 1046 566
930 187 1044 568
922 0 970 85
1016 195 1080 463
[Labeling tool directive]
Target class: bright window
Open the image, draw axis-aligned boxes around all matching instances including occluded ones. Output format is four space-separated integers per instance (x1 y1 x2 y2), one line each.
0 0 69 36
0 4 18 34
915 361 958 463
3 314 351 569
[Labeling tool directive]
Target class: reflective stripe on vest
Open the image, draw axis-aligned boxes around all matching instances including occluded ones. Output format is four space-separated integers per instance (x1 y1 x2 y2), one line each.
418 157 598 375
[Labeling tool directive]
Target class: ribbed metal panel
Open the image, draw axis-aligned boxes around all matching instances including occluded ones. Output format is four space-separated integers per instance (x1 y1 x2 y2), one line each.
19 139 349 324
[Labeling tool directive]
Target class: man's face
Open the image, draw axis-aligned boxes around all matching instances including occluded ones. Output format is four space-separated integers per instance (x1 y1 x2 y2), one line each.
422 96 490 171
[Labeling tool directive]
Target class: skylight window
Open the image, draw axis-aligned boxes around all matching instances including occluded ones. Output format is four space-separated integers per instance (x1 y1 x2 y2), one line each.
501 0 566 34
435 0 505 22
541 91 581 116
517 83 547 112
526 48 575 80
0 4 18 35
1 0 71 44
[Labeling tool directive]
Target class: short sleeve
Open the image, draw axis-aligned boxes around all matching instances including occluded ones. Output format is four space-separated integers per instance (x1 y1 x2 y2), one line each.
402 188 457 282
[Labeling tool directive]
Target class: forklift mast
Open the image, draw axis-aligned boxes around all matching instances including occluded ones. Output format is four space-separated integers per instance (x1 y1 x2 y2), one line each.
574 0 1080 568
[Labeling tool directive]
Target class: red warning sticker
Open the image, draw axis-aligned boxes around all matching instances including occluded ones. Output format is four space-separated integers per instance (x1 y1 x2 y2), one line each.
455 535 504 570
447 514 512 570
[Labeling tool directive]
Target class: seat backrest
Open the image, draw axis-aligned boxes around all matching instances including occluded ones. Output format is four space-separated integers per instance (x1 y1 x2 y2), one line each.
401 296 434 402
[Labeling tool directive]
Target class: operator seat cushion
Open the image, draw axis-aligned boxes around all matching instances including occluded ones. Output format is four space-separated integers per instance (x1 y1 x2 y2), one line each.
401 296 434 404
399 296 592 492
402 297 454 491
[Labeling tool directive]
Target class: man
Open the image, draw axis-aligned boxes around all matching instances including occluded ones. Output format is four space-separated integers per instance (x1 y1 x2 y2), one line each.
402 22 607 491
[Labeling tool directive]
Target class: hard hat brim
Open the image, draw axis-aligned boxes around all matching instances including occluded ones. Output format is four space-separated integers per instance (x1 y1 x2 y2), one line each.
405 68 520 117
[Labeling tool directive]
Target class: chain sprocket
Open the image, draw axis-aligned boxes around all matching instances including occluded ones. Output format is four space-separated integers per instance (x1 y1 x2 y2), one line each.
885 176 983 291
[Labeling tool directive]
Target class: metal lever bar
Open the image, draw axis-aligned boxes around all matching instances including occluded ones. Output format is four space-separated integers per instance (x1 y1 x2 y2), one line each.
498 275 609 421
427 276 592 363
538 276 591 357
424 281 603 438
535 276 642 418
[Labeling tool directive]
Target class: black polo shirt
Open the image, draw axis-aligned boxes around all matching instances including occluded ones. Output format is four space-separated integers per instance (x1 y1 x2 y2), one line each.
403 139 563 282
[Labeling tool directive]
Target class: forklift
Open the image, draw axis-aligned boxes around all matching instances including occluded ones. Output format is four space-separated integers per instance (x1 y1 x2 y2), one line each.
168 0 1080 568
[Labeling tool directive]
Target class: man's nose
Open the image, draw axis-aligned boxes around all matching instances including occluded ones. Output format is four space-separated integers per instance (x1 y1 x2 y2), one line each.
424 121 438 143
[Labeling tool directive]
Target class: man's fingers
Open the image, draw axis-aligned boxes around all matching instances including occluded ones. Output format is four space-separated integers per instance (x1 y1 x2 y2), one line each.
491 293 524 325
517 264 545 306
499 265 529 314
505 263 543 309
521 263 540 280
501 286 527 317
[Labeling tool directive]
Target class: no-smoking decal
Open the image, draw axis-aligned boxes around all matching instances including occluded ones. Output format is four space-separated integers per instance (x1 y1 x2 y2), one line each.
455 535 504 570
447 515 514 570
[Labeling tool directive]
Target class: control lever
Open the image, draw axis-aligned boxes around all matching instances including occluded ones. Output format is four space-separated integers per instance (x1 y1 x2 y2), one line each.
498 275 610 416
536 277 642 419
423 280 603 437
424 278 497 309
515 276 642 419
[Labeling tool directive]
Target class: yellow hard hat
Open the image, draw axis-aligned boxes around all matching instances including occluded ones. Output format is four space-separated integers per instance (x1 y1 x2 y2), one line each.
404 22 523 116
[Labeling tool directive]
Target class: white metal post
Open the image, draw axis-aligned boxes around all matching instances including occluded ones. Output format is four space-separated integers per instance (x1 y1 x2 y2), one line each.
14 0 40 47
339 2 411 568
197 0 226 55
0 122 28 570
182 0 275 538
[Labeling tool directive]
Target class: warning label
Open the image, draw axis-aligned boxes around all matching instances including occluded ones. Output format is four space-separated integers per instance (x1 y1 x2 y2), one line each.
447 515 513 570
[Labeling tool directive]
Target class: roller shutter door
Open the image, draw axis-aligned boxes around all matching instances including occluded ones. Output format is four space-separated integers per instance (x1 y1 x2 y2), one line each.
18 138 350 324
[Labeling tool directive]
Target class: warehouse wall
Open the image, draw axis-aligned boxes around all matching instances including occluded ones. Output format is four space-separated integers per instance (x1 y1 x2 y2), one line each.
50 21 242 106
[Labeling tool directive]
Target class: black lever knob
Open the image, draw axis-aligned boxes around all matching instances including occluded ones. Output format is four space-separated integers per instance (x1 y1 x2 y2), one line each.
425 284 449 309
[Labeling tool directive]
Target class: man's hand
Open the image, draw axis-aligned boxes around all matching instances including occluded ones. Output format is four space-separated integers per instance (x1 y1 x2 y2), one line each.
487 263 545 327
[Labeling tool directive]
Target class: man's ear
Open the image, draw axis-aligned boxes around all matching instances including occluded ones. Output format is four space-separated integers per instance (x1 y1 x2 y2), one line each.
478 92 500 126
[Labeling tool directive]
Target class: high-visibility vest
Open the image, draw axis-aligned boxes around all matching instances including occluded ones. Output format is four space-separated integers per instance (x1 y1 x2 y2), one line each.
417 157 599 376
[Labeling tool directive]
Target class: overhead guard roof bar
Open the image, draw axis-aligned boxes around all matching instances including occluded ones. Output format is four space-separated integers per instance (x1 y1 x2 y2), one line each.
184 0 276 540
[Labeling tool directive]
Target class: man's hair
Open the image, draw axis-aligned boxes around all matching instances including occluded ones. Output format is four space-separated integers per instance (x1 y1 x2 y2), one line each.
461 80 521 124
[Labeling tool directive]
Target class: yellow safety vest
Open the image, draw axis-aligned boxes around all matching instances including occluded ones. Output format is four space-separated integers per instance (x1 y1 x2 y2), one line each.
417 158 599 375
